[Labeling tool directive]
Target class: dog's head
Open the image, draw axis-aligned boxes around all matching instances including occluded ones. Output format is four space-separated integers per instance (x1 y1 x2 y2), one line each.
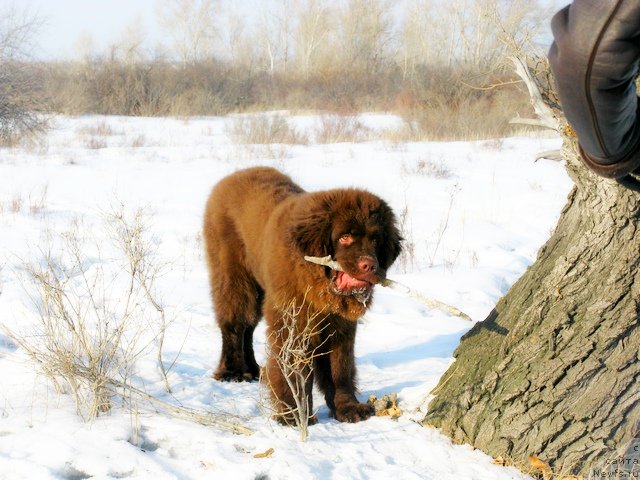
292 189 402 307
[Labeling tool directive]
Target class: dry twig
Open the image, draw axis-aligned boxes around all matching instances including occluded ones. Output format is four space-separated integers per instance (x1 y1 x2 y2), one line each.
263 294 331 441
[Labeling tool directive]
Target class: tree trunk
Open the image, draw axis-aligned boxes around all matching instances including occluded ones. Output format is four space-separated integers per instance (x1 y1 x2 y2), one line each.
422 63 640 477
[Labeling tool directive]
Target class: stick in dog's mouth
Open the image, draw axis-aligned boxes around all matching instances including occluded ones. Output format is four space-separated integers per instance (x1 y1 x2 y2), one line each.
304 255 344 272
303 255 472 321
305 255 372 303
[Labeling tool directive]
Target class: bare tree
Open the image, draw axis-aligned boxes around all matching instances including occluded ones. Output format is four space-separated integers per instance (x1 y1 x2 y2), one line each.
423 56 640 478
72 31 97 63
157 0 218 64
397 0 434 82
0 3 47 145
292 0 331 78
445 0 549 72
398 0 549 76
335 0 395 74
251 0 294 76
0 3 40 59
108 16 148 65
223 12 258 75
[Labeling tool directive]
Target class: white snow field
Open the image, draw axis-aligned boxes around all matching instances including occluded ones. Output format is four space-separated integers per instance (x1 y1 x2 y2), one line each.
0 114 572 479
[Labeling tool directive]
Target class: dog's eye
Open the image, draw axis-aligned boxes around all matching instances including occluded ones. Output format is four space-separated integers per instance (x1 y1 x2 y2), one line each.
338 234 354 246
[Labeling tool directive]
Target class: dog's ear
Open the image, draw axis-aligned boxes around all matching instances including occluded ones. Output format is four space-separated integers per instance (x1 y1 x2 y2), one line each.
291 205 333 257
377 202 403 269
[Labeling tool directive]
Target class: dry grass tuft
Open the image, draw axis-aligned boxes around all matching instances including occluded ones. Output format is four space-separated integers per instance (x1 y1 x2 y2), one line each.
226 115 309 145
313 114 372 144
396 203 416 273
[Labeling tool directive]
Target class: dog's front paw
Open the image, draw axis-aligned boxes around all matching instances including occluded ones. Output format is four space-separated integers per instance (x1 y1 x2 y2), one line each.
334 402 374 423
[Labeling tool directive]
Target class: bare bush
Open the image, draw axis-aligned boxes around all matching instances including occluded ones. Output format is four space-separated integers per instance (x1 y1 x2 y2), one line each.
6 194 23 214
47 59 240 117
85 137 108 150
104 205 173 393
410 157 453 179
397 73 532 141
76 120 116 137
77 120 117 149
3 207 171 419
0 62 48 145
226 114 309 145
130 134 146 148
1 206 254 434
40 56 533 140
28 184 48 214
262 297 331 442
313 114 371 144
82 61 163 116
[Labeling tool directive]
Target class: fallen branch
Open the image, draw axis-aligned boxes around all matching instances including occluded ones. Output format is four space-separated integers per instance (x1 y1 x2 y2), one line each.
509 117 553 129
535 149 563 162
304 255 472 322
109 378 254 436
5 321 254 435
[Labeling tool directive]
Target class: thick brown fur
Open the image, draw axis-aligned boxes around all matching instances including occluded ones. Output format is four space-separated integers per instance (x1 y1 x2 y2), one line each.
203 167 401 423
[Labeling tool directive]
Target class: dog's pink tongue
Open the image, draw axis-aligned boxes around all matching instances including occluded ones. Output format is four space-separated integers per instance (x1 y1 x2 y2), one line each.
336 272 369 290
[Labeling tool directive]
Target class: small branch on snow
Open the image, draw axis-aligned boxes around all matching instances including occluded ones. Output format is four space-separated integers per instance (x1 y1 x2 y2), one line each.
509 118 554 129
304 255 472 322
109 378 254 436
535 149 564 162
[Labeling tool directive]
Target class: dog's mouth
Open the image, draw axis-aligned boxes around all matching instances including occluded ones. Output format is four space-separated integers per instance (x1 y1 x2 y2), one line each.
330 270 374 302
334 271 372 291
304 255 377 303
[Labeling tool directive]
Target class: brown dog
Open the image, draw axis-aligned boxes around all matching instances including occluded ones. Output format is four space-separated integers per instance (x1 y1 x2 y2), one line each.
203 167 401 423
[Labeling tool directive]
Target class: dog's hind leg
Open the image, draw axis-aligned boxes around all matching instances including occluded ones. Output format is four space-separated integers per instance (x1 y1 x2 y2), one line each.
241 287 264 379
204 214 262 382
211 270 262 381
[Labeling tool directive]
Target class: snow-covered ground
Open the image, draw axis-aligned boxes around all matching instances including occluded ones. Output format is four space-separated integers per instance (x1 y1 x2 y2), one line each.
0 114 572 479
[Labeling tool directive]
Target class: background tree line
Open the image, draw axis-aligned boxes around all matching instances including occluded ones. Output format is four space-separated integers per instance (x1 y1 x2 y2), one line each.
1 0 554 144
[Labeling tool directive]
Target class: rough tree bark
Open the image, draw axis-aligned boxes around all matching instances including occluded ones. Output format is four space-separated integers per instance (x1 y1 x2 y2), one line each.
422 58 640 477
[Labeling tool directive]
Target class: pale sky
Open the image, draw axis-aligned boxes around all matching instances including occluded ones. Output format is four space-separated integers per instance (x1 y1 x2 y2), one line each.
2 0 568 60
5 0 164 58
